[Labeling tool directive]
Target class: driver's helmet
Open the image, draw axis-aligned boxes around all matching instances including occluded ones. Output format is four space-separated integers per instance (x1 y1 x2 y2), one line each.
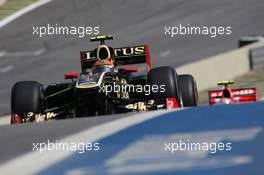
92 45 114 74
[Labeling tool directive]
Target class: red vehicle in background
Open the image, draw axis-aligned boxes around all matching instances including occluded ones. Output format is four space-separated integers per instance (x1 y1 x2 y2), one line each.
208 80 258 105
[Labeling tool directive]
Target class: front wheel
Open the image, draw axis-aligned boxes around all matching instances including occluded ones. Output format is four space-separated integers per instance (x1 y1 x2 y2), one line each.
11 81 42 123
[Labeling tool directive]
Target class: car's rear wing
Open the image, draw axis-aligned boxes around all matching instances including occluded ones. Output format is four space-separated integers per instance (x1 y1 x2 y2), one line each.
208 88 257 105
80 45 151 72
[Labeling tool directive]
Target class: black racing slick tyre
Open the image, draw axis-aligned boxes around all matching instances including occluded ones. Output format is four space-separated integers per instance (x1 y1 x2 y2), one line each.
11 81 42 115
147 66 181 105
178 74 198 107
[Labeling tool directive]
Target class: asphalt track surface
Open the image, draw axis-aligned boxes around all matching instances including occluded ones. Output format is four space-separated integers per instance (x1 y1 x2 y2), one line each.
0 0 264 174
0 102 263 174
0 0 264 115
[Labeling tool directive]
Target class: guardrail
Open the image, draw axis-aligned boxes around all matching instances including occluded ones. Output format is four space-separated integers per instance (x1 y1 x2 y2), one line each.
176 42 264 91
250 46 264 70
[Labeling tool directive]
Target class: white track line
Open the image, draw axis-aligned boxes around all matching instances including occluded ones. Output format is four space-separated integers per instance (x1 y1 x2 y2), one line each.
0 0 52 29
0 65 13 73
159 50 171 57
0 109 180 174
0 48 45 57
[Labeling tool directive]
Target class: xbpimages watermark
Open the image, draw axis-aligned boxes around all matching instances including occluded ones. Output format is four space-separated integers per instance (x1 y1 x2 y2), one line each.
165 24 232 38
164 139 232 154
32 24 100 37
99 82 166 96
32 140 100 154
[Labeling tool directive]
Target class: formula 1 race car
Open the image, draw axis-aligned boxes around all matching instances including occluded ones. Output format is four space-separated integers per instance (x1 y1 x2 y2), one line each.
208 80 258 105
11 35 198 124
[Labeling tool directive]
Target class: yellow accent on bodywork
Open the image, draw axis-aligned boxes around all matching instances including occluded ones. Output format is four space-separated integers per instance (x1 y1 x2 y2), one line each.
217 80 234 85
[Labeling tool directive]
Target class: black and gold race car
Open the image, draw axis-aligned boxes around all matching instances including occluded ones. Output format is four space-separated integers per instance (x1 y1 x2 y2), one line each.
10 35 198 124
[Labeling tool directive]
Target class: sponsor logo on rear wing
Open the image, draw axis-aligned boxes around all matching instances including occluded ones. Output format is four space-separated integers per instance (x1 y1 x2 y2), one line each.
208 88 258 105
80 45 151 71
209 88 257 98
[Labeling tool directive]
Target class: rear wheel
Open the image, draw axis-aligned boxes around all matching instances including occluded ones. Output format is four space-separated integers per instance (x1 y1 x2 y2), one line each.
178 74 198 107
147 66 181 106
11 81 42 123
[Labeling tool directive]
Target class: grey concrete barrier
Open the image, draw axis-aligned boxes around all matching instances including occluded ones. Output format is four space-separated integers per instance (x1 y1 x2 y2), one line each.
239 36 264 48
250 46 264 70
176 42 264 91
